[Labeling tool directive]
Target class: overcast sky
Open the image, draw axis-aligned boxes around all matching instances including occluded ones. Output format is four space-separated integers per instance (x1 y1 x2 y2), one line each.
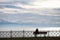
0 0 60 30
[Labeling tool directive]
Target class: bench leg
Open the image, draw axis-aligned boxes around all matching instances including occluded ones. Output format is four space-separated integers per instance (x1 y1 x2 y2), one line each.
44 34 46 37
34 34 37 37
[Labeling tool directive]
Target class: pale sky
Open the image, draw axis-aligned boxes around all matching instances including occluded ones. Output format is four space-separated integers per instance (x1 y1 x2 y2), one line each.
0 0 60 30
0 0 60 16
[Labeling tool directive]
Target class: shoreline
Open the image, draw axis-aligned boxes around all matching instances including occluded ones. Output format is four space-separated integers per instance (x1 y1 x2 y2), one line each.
0 27 60 31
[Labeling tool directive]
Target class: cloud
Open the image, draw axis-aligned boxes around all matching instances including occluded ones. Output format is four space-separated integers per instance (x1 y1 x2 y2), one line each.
30 0 60 8
0 0 10 2
0 0 60 27
0 0 60 16
22 0 60 16
0 13 60 25
0 7 30 14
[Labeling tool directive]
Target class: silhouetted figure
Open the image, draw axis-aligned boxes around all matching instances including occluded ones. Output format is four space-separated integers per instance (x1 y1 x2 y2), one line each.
33 28 39 37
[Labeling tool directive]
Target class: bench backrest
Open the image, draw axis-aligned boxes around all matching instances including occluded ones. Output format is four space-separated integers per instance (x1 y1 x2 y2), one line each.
33 31 47 34
39 32 47 34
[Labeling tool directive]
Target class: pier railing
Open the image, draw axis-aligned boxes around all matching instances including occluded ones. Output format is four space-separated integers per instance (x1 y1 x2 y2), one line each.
0 31 60 38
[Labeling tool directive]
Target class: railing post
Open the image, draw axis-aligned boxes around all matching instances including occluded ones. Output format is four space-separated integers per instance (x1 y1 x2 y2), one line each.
23 30 24 37
10 30 12 38
47 31 49 37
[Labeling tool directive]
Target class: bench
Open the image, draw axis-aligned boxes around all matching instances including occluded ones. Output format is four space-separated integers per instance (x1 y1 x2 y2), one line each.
33 29 47 37
33 31 47 37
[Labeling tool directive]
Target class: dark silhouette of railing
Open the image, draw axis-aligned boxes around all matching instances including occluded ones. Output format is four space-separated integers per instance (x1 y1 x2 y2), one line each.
0 30 60 38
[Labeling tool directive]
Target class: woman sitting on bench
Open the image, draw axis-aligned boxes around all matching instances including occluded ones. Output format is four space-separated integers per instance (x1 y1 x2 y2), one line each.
33 28 47 37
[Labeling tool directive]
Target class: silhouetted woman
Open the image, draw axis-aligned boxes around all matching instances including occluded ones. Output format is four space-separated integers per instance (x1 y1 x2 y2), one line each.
33 28 39 37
